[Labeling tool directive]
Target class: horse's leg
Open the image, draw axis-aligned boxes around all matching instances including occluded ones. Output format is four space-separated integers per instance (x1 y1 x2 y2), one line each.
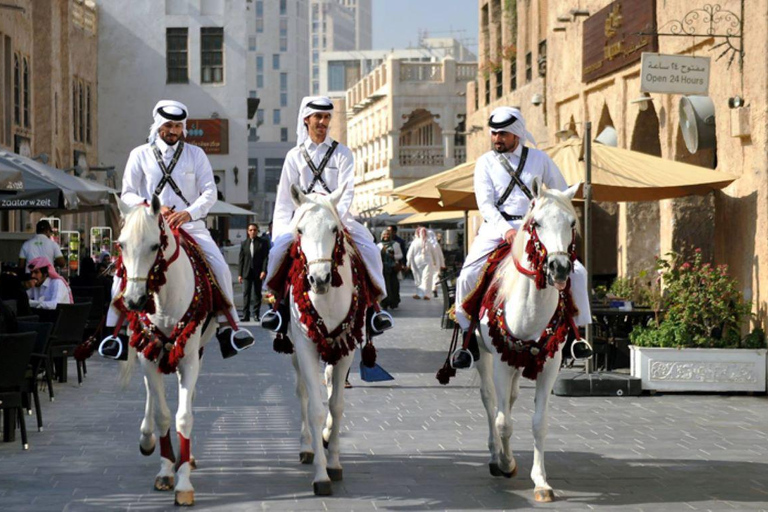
139 358 176 492
292 352 313 464
173 343 201 506
294 335 332 495
493 361 521 477
324 353 353 482
531 350 563 503
475 340 501 476
323 363 333 447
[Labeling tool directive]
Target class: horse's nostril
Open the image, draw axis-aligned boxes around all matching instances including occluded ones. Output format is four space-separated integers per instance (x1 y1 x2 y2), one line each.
308 275 315 284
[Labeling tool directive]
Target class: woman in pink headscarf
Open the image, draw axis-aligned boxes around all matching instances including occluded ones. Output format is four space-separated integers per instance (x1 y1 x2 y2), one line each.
27 256 73 310
406 227 440 300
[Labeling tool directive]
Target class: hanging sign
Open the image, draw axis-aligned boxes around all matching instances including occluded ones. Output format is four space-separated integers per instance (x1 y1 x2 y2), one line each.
641 53 710 95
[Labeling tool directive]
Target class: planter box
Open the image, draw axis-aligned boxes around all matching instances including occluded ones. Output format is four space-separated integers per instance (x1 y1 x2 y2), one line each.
630 346 767 392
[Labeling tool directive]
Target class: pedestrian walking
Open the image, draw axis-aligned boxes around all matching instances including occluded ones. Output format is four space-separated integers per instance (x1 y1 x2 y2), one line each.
238 223 268 321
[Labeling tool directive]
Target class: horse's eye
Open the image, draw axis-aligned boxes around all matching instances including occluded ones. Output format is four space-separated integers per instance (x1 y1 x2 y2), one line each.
150 244 160 252
116 242 123 250
332 226 338 234
570 220 576 228
297 228 303 235
530 220 539 228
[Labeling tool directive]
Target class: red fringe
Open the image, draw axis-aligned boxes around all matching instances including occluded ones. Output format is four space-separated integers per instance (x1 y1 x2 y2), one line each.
273 334 294 354
436 362 456 385
74 336 98 362
361 341 376 368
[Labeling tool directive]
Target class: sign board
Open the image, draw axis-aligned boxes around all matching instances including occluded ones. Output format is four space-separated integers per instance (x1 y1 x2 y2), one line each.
185 119 229 155
582 0 658 83
641 53 710 95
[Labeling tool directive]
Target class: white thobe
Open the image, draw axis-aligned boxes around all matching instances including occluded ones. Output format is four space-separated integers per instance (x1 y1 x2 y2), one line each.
454 145 591 329
266 136 386 299
106 138 239 326
407 239 439 299
28 277 72 310
430 241 445 292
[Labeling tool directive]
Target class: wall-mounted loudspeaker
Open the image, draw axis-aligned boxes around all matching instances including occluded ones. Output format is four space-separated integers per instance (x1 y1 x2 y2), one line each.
679 95 716 154
594 126 618 147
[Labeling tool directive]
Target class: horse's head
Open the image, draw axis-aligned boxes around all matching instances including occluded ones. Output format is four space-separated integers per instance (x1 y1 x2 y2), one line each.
116 195 165 311
290 183 345 295
523 178 581 290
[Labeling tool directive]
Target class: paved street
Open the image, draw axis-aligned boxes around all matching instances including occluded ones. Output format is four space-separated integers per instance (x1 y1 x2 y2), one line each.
2 281 768 511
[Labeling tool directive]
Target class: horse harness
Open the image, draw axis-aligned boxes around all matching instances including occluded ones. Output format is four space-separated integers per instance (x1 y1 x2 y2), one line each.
493 147 530 222
151 141 191 207
300 141 339 195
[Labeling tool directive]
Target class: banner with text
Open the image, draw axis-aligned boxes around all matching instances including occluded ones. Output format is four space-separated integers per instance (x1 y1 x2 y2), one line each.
641 54 710 95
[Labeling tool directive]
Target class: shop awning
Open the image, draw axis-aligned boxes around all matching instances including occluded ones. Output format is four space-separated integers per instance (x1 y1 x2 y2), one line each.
209 200 258 217
398 210 471 225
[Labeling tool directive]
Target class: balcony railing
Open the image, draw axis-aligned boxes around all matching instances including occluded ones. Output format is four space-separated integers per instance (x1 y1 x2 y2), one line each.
454 146 467 163
400 63 442 82
457 63 478 81
399 146 444 167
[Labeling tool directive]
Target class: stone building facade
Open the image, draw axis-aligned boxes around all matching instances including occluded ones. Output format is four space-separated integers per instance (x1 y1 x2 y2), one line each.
466 0 768 326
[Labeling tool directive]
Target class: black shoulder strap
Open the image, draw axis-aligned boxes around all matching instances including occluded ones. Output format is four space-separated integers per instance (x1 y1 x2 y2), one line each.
151 142 191 206
299 141 339 194
495 146 532 206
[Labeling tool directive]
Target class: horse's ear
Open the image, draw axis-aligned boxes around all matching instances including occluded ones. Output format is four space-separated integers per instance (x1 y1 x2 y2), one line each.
564 182 581 201
329 182 346 207
150 195 162 216
290 184 307 208
531 177 543 198
117 195 132 217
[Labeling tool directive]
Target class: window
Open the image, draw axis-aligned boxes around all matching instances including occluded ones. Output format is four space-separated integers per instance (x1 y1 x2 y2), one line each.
280 93 287 107
281 128 288 142
256 75 264 88
166 28 188 83
272 54 280 70
13 54 19 126
248 158 258 194
525 52 532 83
495 69 503 99
273 109 280 125
510 60 517 91
538 40 547 78
328 61 346 91
72 80 78 140
248 36 256 51
201 27 224 84
280 72 288 90
279 0 287 15
255 1 264 32
265 158 283 190
79 79 85 143
22 57 29 128
484 78 490 106
256 55 263 72
256 109 264 124
248 127 257 141
86 84 91 144
249 90 257 98
280 38 288 52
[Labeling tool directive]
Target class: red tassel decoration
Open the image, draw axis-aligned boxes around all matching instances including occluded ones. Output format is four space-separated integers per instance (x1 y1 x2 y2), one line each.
361 341 376 368
273 334 294 354
436 362 456 385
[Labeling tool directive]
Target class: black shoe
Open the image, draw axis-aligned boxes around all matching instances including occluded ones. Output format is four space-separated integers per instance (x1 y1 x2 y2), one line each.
367 308 394 336
218 327 255 359
451 331 480 369
433 290 438 298
570 339 594 360
98 333 128 361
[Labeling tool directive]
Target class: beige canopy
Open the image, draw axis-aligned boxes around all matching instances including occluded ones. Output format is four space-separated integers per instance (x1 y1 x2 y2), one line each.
398 210 471 225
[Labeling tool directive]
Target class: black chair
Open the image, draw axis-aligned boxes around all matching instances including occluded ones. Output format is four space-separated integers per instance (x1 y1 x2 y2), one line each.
17 321 54 432
439 271 457 330
30 308 60 401
16 315 39 323
3 299 17 314
0 331 36 450
48 302 91 385
71 286 107 378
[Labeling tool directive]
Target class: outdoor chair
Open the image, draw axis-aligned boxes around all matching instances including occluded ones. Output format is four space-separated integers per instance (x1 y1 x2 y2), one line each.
0 331 36 450
3 299 17 314
48 302 91 385
439 271 457 330
71 286 107 378
17 321 54 432
29 308 59 401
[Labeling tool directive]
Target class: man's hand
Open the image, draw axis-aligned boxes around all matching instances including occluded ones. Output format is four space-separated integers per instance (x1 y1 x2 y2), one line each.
167 210 192 229
238 276 243 284
160 206 173 215
260 271 266 280
504 228 517 245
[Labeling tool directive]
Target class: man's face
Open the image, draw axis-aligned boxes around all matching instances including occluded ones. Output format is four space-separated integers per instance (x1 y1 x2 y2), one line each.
381 230 391 241
491 131 520 153
30 268 45 287
158 121 185 145
305 113 332 141
247 225 259 239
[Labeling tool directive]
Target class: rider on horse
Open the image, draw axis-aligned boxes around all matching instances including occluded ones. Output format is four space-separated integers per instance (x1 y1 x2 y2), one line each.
261 96 393 335
452 107 592 369
100 99 255 359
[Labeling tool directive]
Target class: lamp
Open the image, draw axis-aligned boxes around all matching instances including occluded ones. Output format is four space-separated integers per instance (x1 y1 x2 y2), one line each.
630 95 654 112
556 15 572 23
555 128 577 141
728 96 746 109
233 166 239 185
553 26 567 32
570 8 590 17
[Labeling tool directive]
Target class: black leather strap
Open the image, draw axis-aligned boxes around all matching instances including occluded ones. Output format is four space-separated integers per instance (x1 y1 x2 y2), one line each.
151 142 190 207
300 141 338 194
494 146 531 206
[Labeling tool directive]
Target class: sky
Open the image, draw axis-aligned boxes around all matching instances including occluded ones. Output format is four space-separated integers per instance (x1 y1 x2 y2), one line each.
371 0 478 54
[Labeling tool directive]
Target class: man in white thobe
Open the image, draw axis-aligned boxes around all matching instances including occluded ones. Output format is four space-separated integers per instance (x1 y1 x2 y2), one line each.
261 96 393 335
99 100 254 360
452 107 591 368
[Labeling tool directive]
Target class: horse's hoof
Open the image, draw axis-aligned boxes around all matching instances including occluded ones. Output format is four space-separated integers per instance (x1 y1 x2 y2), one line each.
299 452 314 464
174 490 195 506
489 462 517 478
189 456 197 470
534 488 555 503
313 481 333 496
327 467 343 482
140 443 155 456
154 475 175 491
322 437 329 450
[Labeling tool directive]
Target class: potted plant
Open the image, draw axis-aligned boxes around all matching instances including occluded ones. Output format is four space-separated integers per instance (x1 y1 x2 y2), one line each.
629 249 767 392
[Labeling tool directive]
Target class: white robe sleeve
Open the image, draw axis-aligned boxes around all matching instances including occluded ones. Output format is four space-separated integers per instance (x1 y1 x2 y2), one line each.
475 157 509 238
120 149 147 207
185 149 217 221
272 155 298 238
335 147 355 218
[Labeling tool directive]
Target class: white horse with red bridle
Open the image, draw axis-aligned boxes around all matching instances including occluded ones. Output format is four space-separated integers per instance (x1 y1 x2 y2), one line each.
114 196 220 506
453 179 584 502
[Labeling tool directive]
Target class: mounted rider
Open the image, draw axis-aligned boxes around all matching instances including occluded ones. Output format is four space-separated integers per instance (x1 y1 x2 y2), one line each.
451 106 592 369
261 96 393 335
99 99 254 359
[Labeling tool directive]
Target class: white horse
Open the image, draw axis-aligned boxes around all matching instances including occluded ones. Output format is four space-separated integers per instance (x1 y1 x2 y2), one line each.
284 184 361 496
473 179 581 503
116 196 217 506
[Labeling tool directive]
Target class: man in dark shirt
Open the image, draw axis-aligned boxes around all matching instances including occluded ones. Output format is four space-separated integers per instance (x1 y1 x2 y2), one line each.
238 223 269 322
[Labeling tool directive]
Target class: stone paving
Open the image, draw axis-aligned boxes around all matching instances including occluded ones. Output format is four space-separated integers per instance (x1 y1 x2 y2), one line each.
2 281 768 511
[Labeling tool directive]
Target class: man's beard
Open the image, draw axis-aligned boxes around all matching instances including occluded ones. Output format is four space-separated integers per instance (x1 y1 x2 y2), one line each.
160 132 180 145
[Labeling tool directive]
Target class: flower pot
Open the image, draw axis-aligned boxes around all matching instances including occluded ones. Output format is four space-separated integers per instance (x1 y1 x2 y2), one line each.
630 346 767 392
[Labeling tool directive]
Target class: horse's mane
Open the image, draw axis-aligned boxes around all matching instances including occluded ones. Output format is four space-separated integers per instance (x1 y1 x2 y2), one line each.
290 193 344 234
491 188 579 307
122 204 160 241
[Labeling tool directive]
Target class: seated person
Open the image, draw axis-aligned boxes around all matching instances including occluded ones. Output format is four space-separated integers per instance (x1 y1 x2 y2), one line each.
0 264 33 317
26 257 73 310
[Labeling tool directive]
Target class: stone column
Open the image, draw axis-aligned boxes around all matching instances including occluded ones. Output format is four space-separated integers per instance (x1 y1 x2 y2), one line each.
443 130 456 169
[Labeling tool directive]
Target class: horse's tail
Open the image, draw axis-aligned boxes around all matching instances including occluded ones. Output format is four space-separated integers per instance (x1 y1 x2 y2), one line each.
118 344 139 389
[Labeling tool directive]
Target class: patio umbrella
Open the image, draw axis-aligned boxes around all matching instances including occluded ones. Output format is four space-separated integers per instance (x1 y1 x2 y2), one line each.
208 200 258 217
0 159 23 189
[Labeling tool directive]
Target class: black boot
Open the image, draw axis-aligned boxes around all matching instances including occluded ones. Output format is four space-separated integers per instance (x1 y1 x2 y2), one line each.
98 332 128 361
570 338 594 360
261 300 289 334
452 330 480 369
218 327 255 359
367 308 394 336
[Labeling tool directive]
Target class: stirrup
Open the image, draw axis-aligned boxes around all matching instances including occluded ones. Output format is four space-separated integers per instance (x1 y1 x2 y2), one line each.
369 310 394 335
450 347 475 371
218 328 255 359
98 334 127 361
570 338 593 361
260 309 284 333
